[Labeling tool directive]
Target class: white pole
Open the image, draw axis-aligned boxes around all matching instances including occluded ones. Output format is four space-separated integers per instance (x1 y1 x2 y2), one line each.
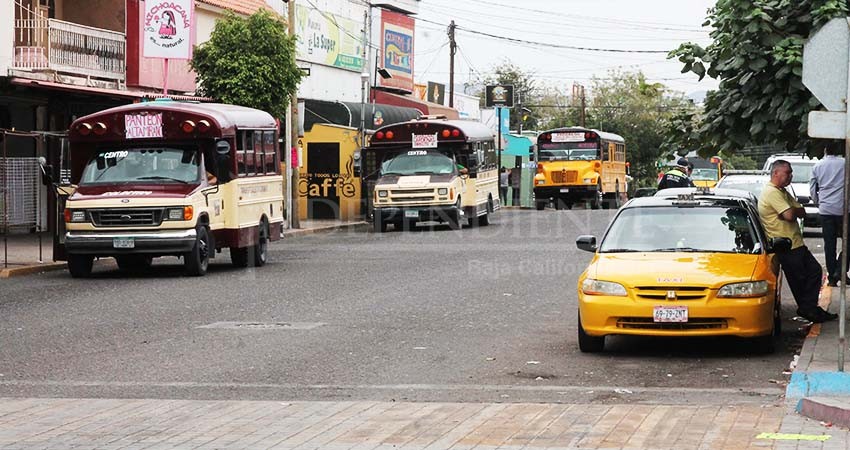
285 104 293 230
840 18 850 371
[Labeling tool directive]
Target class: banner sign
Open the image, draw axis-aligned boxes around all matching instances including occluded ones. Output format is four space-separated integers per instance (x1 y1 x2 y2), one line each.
295 5 364 72
143 0 194 59
380 10 414 92
125 113 163 139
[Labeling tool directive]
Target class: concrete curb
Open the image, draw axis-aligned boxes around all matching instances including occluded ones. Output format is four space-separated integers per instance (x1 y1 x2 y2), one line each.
282 221 368 238
798 397 850 428
0 262 67 279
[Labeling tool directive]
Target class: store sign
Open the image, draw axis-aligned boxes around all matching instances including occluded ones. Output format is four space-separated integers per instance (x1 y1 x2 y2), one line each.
295 5 364 72
143 0 193 59
380 10 414 92
125 113 163 139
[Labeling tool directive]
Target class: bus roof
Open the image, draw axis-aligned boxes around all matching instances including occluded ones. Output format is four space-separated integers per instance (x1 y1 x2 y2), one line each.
372 118 495 143
71 101 277 133
540 126 624 143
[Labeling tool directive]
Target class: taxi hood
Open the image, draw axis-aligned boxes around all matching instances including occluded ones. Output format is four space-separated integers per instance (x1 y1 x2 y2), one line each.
588 252 759 287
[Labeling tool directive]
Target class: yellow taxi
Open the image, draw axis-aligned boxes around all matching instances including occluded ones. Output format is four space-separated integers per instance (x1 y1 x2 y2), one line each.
575 189 791 353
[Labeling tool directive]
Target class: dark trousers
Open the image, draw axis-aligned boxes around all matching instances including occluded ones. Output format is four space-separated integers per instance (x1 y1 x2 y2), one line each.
777 246 822 311
500 186 508 206
821 214 847 283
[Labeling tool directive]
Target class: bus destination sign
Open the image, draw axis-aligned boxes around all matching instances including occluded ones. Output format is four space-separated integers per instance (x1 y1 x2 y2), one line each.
551 132 585 143
125 113 163 139
412 133 439 148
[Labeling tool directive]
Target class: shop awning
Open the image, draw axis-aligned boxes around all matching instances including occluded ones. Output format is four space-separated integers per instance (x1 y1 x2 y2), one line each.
373 91 459 119
302 99 422 132
10 78 211 102
502 134 533 156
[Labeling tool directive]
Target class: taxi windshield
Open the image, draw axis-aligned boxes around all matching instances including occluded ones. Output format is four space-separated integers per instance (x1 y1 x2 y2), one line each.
599 205 759 254
381 151 455 176
81 147 201 185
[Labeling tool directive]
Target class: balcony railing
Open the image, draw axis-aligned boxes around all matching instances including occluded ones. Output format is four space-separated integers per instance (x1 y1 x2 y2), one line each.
14 2 125 82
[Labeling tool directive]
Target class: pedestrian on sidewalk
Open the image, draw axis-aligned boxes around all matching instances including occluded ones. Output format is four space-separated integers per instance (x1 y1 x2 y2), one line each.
810 141 848 287
499 167 509 206
759 160 838 323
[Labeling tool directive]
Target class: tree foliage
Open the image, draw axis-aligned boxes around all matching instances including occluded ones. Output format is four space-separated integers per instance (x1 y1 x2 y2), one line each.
190 10 302 119
669 0 848 154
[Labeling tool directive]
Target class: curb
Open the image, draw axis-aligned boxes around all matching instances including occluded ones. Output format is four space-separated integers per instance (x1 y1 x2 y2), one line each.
0 262 67 279
798 397 850 429
282 222 368 238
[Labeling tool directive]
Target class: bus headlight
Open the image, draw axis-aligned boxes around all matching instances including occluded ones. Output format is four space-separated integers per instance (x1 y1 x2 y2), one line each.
378 190 388 198
65 209 87 223
584 178 595 184
437 188 448 195
165 206 193 221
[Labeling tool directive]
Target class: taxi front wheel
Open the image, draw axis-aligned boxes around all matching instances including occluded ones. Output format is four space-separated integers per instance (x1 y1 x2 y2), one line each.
578 311 605 353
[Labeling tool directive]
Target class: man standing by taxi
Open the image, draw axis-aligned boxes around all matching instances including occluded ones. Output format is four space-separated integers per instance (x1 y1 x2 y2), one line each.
810 142 847 287
657 157 694 190
759 160 837 323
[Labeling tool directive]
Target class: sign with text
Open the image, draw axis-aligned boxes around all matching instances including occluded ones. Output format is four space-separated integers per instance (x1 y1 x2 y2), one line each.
412 134 438 148
295 5 363 72
380 10 414 92
143 0 194 59
125 113 163 139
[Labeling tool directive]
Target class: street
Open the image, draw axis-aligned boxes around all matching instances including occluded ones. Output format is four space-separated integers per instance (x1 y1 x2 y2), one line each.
0 210 805 405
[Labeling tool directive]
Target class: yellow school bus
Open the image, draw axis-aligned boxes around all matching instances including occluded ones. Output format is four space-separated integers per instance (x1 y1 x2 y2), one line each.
533 127 627 210
62 100 284 277
362 117 499 231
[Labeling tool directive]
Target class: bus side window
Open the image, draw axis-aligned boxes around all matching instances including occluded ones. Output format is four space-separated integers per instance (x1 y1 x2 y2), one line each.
237 130 247 176
601 142 610 161
253 131 263 175
264 131 276 174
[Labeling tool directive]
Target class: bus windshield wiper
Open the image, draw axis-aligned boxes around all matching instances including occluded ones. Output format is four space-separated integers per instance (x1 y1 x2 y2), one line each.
136 176 189 184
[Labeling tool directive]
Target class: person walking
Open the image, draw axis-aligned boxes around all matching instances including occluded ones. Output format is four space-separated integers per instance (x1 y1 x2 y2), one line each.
810 142 847 286
657 158 694 190
499 167 509 207
759 160 837 323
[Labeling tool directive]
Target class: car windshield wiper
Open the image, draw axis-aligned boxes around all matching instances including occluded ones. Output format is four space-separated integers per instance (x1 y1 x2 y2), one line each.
654 247 701 252
136 176 189 184
600 248 643 253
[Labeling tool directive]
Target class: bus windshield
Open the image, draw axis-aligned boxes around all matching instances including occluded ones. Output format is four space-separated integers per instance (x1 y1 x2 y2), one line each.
690 168 718 181
539 148 598 161
81 147 201 185
381 151 456 176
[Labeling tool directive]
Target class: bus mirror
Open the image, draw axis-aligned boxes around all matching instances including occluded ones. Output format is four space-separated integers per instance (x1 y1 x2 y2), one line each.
215 140 231 158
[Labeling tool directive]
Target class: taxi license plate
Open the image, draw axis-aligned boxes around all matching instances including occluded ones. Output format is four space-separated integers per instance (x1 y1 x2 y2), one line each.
559 188 570 193
404 210 418 219
113 237 135 249
653 306 688 323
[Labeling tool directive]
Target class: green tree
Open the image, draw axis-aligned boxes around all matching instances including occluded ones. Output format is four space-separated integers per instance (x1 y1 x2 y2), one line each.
669 0 847 154
190 10 302 118
587 71 693 186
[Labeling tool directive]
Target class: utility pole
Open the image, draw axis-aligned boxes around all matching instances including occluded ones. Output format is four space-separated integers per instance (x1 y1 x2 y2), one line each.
448 20 456 108
579 85 586 128
288 0 300 228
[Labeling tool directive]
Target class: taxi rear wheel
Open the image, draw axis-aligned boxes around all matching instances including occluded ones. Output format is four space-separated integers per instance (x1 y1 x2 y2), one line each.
578 311 605 353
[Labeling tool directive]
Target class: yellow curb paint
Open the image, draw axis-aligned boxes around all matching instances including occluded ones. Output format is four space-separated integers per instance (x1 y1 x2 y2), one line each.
756 432 831 441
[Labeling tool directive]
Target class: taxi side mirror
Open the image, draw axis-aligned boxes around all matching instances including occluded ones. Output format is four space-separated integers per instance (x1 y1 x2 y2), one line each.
767 237 791 254
576 235 597 252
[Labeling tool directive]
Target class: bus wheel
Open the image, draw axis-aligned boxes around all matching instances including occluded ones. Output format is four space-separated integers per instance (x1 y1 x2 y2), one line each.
185 226 210 276
479 197 492 226
447 199 462 230
68 254 94 278
535 199 546 211
116 255 153 272
372 214 387 233
252 220 269 267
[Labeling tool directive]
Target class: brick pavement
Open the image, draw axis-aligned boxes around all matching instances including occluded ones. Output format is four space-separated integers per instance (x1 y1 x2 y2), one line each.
0 397 795 449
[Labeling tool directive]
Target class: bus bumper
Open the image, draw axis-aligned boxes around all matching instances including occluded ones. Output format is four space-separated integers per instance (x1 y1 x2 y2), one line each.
534 185 598 202
65 229 198 256
375 205 461 223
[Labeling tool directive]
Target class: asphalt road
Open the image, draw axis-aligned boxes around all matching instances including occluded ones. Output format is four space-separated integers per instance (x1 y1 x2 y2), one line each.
0 209 809 405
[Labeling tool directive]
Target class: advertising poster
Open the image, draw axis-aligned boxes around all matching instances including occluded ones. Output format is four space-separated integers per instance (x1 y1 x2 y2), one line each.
380 10 414 92
295 5 364 71
143 0 194 59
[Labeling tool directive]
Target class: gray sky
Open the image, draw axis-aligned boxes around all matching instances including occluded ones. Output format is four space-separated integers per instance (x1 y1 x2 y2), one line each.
413 0 719 98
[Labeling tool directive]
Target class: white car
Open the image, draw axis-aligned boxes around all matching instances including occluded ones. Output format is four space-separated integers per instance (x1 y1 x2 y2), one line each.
763 154 819 228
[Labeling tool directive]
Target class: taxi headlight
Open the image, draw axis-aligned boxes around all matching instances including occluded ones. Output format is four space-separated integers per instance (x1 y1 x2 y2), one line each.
378 190 388 198
437 188 448 195
581 279 627 296
717 281 769 298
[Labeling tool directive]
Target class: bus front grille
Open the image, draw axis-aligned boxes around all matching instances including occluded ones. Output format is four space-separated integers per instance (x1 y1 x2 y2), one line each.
90 208 164 227
551 171 577 184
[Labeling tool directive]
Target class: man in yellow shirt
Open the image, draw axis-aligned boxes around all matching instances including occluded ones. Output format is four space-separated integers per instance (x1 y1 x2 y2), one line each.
759 160 837 323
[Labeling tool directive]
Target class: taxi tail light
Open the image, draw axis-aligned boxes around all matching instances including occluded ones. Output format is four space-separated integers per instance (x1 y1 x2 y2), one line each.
78 123 92 136
181 120 196 133
92 122 107 135
197 120 211 132
183 206 194 221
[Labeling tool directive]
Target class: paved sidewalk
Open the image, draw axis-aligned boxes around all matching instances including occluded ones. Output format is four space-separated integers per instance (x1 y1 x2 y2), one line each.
0 219 366 278
0 397 788 449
